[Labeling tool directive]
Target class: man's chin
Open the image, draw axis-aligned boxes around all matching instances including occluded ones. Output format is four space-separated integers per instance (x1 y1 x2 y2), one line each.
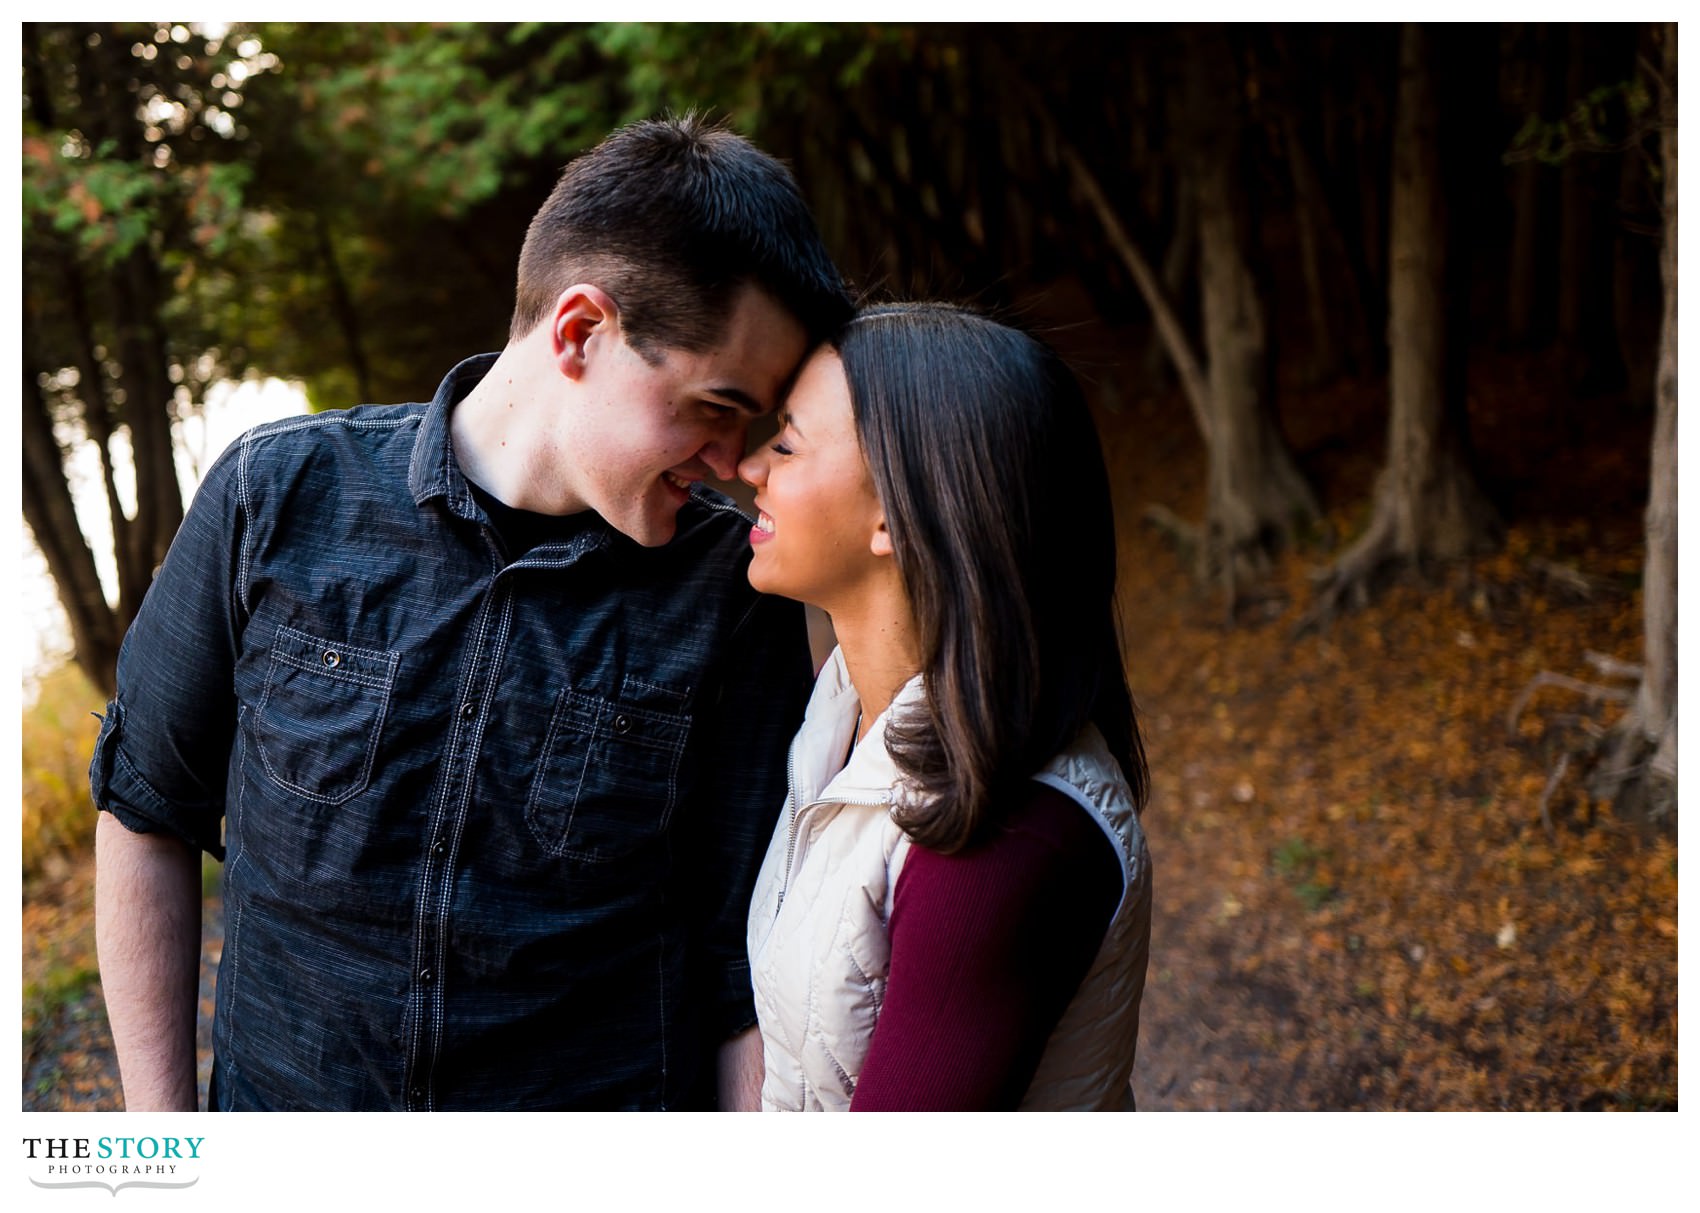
613 510 677 548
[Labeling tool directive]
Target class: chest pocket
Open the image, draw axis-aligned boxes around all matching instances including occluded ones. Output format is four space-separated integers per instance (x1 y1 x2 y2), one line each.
252 624 400 804
526 678 690 862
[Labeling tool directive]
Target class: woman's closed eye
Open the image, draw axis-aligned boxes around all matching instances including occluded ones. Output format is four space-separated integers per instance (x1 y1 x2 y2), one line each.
769 440 794 456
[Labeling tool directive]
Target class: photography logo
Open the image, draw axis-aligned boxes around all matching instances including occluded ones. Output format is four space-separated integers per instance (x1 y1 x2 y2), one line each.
23 1137 202 1196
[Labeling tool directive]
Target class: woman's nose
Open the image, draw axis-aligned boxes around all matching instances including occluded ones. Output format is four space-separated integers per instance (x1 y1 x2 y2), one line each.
737 447 767 488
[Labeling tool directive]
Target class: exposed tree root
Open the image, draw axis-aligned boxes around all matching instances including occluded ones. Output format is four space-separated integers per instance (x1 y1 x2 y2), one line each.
1144 503 1291 627
1505 654 1675 831
1506 671 1635 734
1583 650 1643 681
1536 753 1571 838
1292 513 1400 637
1143 503 1200 569
1589 708 1676 825
1529 557 1603 601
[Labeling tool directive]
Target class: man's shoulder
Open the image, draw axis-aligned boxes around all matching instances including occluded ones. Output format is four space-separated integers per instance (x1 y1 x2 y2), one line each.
238 401 427 451
651 486 798 628
680 483 754 529
672 484 758 559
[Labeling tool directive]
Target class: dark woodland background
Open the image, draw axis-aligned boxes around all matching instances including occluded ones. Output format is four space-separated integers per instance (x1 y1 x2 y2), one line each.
22 22 1677 1111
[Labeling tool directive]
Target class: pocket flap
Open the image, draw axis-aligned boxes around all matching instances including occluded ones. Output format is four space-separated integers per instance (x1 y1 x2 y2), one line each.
270 624 399 687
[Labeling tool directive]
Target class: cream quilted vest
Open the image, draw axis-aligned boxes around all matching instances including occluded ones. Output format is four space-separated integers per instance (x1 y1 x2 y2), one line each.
746 647 1152 1111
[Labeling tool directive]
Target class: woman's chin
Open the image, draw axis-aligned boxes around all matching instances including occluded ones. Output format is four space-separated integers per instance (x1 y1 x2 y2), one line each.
745 559 782 598
746 561 813 608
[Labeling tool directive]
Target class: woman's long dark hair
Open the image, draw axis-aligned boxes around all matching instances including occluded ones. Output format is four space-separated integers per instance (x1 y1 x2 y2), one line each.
836 301 1148 854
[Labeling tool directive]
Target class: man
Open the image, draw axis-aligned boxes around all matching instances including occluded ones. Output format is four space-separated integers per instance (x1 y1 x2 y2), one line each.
90 115 852 1111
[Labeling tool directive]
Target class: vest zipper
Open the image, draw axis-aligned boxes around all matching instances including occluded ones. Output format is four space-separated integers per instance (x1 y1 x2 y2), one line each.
776 740 801 913
774 706 892 916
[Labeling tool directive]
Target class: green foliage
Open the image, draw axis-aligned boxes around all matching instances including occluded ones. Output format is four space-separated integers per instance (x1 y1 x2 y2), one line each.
262 23 613 219
23 959 101 1076
22 144 165 263
1506 77 1658 166
24 23 280 429
1272 836 1338 910
22 662 105 883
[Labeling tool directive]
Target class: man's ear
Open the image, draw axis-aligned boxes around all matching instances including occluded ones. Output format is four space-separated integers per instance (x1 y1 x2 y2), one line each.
870 517 895 559
551 284 619 381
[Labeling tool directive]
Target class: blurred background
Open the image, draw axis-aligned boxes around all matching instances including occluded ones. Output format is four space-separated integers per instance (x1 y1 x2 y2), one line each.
22 22 1676 1110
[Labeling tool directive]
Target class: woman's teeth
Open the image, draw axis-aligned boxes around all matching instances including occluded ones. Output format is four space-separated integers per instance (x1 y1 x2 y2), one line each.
756 512 775 534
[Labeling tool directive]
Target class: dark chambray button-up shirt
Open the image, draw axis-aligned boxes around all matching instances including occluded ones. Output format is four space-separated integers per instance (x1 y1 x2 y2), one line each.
90 354 813 1110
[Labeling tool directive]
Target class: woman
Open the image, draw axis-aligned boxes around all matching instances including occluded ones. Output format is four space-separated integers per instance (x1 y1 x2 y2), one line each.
738 302 1152 1111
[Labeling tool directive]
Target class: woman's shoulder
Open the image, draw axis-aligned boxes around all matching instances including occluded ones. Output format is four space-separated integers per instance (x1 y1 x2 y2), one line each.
901 780 1121 916
999 780 1111 858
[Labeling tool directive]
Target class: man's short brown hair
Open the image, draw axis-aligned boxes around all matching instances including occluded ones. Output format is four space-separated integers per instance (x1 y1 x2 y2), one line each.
510 114 850 360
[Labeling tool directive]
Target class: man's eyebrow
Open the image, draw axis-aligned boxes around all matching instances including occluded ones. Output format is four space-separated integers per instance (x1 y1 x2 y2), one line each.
703 387 766 415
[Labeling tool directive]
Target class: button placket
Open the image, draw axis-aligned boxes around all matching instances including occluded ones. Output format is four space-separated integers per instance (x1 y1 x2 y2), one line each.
405 571 510 1113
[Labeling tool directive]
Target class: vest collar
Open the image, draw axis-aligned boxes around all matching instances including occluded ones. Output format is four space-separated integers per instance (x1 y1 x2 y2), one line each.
793 646 925 809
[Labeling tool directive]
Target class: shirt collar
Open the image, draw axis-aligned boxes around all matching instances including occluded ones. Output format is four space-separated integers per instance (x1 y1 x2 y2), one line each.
409 352 500 520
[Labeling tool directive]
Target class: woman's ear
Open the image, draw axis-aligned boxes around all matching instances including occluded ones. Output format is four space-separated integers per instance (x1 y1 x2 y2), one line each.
870 518 895 558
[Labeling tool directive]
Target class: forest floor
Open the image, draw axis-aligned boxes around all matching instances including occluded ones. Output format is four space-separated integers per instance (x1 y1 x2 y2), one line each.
21 334 1676 1112
1093 338 1677 1110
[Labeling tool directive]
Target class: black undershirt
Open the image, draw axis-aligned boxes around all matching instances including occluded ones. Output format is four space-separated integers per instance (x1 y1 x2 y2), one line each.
466 480 596 560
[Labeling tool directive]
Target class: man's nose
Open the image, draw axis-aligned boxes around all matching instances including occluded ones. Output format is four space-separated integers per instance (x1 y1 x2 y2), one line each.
699 431 746 482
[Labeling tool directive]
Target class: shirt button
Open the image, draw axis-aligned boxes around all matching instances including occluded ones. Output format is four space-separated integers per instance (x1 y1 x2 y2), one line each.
460 701 477 720
322 650 341 669
612 714 632 735
419 969 435 984
410 1087 423 1101
432 839 448 857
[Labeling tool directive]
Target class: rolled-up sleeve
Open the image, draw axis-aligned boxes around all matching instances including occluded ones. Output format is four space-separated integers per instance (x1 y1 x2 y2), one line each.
89 440 246 859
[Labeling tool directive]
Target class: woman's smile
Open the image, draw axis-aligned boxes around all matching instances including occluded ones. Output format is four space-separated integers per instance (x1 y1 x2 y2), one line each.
737 348 888 610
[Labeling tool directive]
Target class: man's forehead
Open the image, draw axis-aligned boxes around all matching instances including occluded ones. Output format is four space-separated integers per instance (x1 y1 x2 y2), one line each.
656 288 806 413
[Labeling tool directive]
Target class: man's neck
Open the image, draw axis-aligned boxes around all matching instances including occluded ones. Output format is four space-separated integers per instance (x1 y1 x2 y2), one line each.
450 345 587 517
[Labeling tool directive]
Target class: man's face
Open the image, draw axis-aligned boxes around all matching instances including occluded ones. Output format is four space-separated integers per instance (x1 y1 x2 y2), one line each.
563 285 808 547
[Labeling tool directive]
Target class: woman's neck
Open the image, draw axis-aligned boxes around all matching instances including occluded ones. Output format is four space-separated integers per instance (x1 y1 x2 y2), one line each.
828 586 923 745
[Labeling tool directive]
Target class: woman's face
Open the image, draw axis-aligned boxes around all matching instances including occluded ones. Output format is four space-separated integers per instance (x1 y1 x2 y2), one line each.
737 348 889 610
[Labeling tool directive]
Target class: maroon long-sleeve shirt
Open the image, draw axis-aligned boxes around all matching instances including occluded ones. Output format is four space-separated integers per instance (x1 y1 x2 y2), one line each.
848 783 1123 1111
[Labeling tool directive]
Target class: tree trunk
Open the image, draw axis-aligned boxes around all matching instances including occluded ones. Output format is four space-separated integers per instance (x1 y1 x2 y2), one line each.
27 22 150 617
1640 133 1678 780
113 246 185 578
1186 27 1319 591
1593 21 1676 819
1058 30 1319 602
1058 143 1212 444
22 366 121 695
1141 189 1196 387
62 269 151 615
88 27 184 585
1304 24 1501 626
